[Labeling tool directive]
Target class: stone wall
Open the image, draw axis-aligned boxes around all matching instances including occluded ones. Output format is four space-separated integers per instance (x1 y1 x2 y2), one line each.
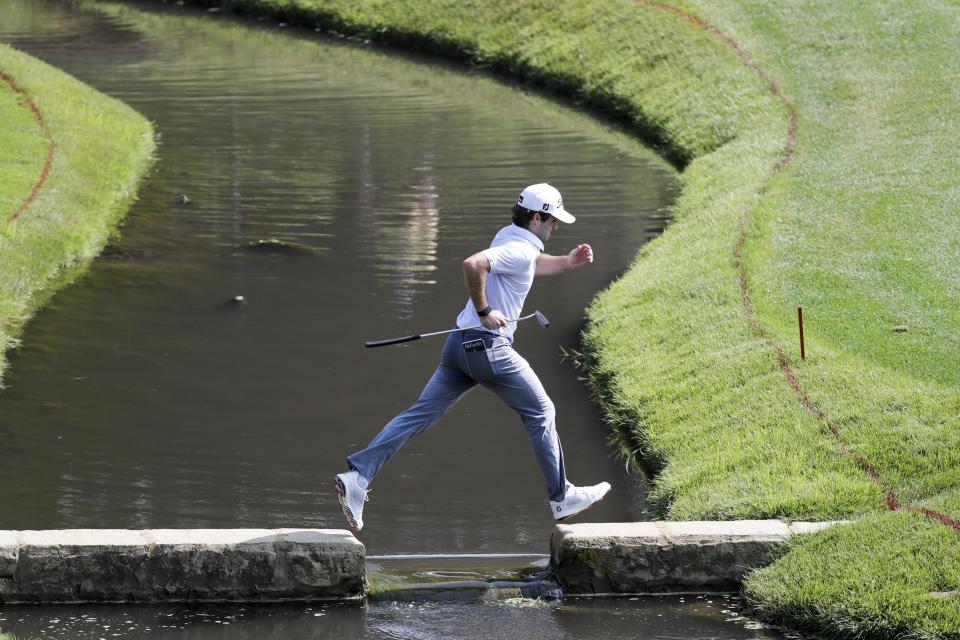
0 522 848 602
0 529 364 603
551 520 843 594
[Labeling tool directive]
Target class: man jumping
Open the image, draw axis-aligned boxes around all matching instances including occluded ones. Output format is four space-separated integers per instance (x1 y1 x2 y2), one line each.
336 183 610 531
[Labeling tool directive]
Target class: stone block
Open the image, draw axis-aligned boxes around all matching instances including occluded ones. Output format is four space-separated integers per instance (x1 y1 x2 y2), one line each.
0 529 364 603
551 519 833 595
787 520 848 535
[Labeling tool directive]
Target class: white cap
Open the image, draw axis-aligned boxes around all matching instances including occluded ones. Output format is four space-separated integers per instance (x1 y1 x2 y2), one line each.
517 183 575 223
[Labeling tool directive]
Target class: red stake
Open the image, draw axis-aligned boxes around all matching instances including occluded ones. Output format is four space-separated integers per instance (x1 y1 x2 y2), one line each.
798 305 806 360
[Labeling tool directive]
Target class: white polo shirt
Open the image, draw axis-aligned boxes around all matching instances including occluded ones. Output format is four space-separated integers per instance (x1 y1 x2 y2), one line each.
456 224 543 342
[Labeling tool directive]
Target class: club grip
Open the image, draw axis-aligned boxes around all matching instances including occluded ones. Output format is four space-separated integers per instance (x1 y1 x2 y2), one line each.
365 334 422 348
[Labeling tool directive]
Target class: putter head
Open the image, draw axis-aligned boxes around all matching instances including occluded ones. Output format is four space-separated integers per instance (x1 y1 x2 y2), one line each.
534 310 550 328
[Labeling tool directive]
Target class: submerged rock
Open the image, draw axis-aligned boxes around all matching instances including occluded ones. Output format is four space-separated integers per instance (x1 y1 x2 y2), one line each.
241 238 321 255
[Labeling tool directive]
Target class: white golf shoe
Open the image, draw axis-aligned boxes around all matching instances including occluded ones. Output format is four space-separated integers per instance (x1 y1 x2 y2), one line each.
335 470 369 532
550 482 611 521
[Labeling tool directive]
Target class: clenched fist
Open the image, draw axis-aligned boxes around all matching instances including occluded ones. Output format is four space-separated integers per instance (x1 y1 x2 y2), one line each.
565 244 594 269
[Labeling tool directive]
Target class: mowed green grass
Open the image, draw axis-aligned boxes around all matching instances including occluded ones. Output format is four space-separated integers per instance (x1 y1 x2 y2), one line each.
596 0 960 632
584 0 960 524
744 511 960 638
81 0 960 635
0 44 155 387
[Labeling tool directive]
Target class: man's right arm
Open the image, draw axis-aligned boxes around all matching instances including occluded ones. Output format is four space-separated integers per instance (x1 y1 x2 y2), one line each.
462 252 508 330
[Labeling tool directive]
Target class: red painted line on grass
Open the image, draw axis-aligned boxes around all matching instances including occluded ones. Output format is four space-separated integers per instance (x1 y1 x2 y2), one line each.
1 68 56 225
913 505 960 530
635 0 958 534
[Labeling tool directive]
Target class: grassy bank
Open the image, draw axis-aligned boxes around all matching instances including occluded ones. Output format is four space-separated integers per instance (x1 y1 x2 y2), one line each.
0 44 155 388
164 0 958 636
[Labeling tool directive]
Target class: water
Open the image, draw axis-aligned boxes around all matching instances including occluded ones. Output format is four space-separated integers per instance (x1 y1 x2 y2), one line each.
0 1 797 637
0 0 671 551
0 591 797 640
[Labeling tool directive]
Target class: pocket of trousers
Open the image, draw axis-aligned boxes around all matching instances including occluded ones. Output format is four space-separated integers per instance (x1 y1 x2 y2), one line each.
486 341 512 376
488 342 527 376
463 344 494 381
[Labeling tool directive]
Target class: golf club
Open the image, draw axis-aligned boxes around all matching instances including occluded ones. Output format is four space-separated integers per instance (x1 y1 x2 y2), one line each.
365 310 549 348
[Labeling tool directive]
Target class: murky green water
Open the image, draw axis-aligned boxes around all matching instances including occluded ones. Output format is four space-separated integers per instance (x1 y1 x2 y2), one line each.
0 0 671 551
0 555 798 639
0 1 798 637
0 591 800 640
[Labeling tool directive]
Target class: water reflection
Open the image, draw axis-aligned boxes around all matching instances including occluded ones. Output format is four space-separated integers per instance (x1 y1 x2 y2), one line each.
365 159 441 318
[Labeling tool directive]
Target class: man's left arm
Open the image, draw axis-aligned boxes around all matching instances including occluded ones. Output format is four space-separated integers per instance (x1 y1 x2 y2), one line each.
535 244 593 276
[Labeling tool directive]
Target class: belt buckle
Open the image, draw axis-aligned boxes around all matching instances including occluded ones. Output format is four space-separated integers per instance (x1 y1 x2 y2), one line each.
462 338 485 353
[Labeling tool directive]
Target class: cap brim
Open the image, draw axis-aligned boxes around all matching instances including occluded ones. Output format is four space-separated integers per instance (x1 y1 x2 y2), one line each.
553 208 575 223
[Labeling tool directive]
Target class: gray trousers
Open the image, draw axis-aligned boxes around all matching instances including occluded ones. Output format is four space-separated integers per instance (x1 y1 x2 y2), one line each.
346 330 570 502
